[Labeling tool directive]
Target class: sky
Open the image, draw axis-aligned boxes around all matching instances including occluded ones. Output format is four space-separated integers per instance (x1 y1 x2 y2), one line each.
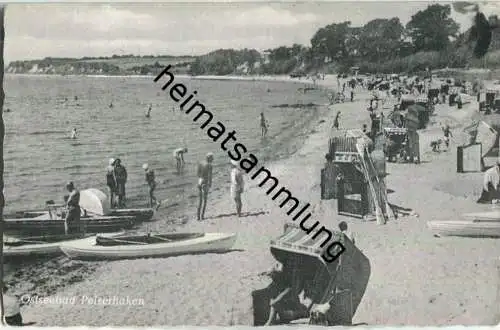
4 1 500 63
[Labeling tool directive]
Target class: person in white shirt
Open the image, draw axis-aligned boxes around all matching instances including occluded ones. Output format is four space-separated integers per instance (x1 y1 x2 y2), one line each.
230 159 244 217
3 284 22 326
173 147 188 173
478 159 500 203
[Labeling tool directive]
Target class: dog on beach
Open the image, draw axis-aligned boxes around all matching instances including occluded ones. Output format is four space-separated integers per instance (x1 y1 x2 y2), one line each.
430 139 443 152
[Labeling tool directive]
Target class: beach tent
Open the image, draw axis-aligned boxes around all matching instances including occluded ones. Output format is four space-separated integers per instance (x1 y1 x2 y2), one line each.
251 222 370 326
80 189 110 216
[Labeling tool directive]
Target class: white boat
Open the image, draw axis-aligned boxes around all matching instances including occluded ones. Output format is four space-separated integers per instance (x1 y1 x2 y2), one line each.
60 232 237 260
4 231 124 258
462 210 500 222
427 220 500 237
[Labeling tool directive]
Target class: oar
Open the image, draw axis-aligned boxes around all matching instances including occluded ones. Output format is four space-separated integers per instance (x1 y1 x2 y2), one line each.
101 237 147 245
356 143 386 225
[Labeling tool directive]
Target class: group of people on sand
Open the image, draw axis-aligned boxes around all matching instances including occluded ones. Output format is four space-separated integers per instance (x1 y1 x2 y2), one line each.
105 158 128 209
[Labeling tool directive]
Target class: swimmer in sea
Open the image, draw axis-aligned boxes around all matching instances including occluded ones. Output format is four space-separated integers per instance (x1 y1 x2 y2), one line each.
197 152 213 221
146 104 152 118
109 102 114 109
173 147 188 173
70 128 77 139
259 112 268 138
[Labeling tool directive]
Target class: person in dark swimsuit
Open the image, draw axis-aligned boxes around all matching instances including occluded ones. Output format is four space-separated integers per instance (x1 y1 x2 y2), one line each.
64 181 82 235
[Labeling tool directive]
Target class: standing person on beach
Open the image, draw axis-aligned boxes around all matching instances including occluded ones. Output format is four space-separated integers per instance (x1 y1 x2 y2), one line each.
259 112 268 138
197 153 213 221
143 163 161 210
64 181 82 235
106 158 117 208
173 147 188 173
70 127 77 139
333 112 341 130
442 124 453 148
113 158 128 208
230 159 245 217
146 104 152 118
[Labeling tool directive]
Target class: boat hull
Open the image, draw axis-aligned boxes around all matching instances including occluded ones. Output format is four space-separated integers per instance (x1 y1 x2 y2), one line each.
60 232 237 261
3 232 124 258
428 220 500 237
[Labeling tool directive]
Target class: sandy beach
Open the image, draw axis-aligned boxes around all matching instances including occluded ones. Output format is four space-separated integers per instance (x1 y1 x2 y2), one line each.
16 74 500 326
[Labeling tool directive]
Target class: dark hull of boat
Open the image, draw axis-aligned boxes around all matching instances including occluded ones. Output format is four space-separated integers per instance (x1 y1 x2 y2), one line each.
3 217 135 236
109 208 154 222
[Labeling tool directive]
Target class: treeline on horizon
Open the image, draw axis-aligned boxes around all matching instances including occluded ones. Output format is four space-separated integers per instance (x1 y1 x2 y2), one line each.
8 4 500 76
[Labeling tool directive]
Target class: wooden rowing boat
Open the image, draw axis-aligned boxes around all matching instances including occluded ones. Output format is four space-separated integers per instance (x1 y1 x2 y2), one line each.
3 232 124 258
60 232 237 261
427 220 500 237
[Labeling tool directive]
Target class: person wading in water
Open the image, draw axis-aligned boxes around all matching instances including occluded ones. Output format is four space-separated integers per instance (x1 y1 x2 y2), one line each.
197 153 213 221
64 181 82 235
106 158 117 208
113 158 128 208
143 163 161 210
